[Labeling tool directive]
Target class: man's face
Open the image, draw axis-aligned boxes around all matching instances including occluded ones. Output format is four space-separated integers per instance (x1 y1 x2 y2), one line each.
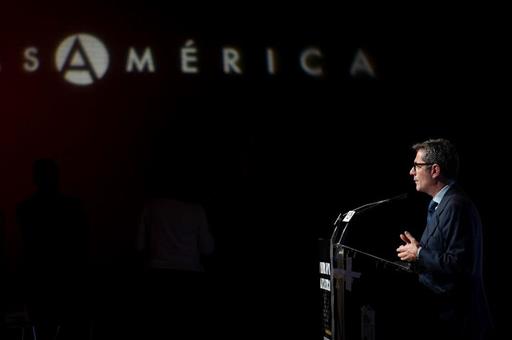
410 149 434 194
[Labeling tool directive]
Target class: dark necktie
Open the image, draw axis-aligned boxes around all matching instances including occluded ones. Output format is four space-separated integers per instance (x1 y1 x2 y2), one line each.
426 200 438 225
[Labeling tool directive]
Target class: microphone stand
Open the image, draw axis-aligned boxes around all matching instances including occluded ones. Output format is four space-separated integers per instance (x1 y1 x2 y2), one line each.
328 193 409 340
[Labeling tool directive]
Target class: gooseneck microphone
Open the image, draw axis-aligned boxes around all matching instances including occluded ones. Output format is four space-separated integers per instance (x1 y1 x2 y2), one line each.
331 193 408 244
333 193 408 227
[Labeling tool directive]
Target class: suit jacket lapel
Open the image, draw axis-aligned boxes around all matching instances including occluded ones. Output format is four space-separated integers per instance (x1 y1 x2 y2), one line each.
420 187 455 245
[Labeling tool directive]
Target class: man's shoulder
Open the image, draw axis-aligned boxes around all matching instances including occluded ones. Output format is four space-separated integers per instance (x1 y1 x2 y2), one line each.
444 186 475 210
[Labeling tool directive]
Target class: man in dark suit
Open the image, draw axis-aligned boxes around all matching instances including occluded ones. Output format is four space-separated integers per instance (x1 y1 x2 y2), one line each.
396 138 493 340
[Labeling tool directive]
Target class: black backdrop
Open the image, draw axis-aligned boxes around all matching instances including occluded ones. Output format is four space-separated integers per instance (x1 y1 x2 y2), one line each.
1 3 506 339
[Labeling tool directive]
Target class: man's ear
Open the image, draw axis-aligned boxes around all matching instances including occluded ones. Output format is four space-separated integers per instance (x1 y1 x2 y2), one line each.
431 164 441 178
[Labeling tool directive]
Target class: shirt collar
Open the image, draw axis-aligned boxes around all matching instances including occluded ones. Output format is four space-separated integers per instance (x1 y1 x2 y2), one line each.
433 182 452 205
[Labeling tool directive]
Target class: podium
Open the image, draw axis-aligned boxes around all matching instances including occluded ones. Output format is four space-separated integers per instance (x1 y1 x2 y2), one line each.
319 196 418 340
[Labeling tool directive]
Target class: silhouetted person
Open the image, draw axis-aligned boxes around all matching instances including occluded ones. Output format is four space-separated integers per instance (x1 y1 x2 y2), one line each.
17 159 88 340
0 210 5 324
0 209 5 270
136 180 214 339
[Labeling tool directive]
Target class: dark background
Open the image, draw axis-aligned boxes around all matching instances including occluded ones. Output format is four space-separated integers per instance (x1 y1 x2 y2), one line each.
1 3 506 339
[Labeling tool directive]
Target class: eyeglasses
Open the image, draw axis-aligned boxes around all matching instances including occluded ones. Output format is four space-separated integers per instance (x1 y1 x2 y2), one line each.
412 162 433 171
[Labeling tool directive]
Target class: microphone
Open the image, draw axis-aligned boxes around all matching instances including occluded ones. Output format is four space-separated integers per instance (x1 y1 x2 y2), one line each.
357 192 407 211
331 192 408 246
333 193 408 226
